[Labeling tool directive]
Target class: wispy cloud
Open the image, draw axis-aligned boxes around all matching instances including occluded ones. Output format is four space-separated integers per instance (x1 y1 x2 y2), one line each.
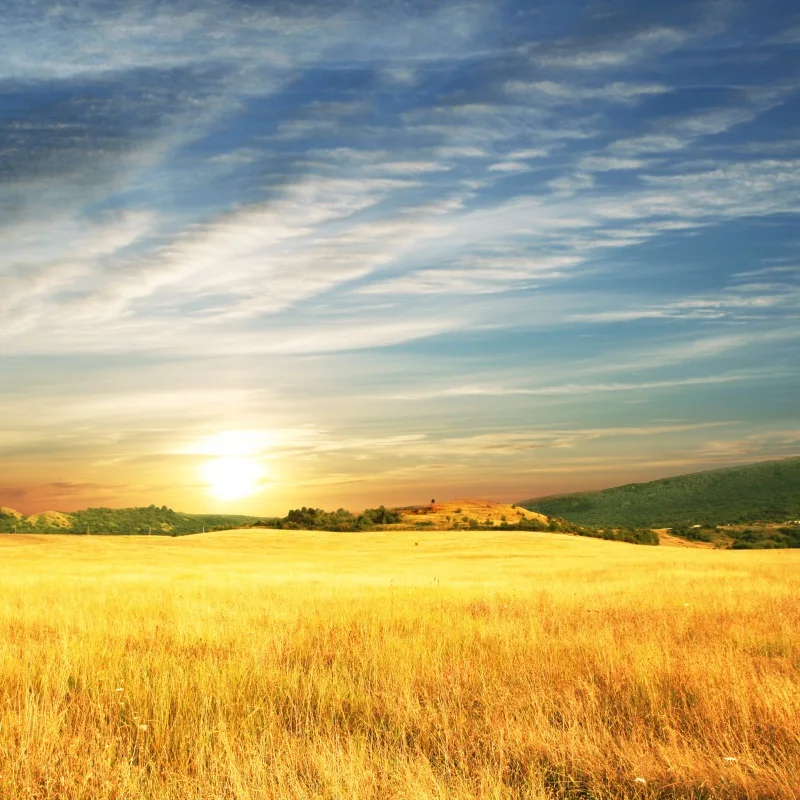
390 370 786 401
531 26 689 70
506 80 670 103
571 292 797 323
488 161 530 173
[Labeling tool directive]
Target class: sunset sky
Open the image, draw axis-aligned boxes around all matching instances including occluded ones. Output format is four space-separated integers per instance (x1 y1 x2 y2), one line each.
2 0 799 515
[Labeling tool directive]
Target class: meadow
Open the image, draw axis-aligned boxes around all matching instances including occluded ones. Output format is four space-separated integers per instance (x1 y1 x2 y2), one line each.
0 529 797 799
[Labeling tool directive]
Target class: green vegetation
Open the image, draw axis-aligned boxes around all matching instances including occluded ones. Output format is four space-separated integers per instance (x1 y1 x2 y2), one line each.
521 456 800 527
503 515 659 545
256 505 403 532
249 505 658 544
729 525 800 550
0 505 259 536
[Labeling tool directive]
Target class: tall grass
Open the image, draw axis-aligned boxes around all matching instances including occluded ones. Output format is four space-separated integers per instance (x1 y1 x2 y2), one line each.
0 530 797 799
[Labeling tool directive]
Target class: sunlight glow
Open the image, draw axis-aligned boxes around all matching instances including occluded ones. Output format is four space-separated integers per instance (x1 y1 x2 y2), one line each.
200 456 264 501
192 430 280 457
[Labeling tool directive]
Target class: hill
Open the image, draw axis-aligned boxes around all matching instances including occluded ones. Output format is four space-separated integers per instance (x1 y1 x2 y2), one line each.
395 498 547 529
0 506 23 519
252 499 658 544
390 498 658 545
0 505 259 536
520 456 800 530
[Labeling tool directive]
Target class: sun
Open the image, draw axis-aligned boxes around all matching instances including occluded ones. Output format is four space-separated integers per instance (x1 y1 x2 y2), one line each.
200 456 264 501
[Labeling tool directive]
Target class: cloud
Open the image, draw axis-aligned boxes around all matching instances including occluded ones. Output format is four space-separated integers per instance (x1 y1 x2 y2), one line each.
690 430 800 461
374 421 736 460
256 318 464 354
508 148 549 160
3 0 800 515
0 1 487 83
531 26 688 70
4 176 422 336
572 292 793 323
577 155 648 172
771 26 800 44
547 172 595 195
172 420 741 465
372 161 452 174
608 134 687 156
585 329 800 376
0 487 27 502
390 370 785 401
506 80 670 103
434 146 488 159
487 161 529 172
360 255 580 296
731 265 800 281
10 148 797 357
608 93 789 156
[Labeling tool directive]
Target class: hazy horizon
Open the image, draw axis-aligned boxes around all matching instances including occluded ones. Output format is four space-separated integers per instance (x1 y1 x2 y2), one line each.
2 0 799 516
5 454 800 518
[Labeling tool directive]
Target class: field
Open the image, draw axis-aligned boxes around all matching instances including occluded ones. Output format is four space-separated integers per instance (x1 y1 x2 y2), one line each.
0 530 798 799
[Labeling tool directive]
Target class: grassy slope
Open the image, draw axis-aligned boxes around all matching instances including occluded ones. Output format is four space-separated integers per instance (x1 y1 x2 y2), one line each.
0 530 797 799
520 456 800 528
0 505 260 535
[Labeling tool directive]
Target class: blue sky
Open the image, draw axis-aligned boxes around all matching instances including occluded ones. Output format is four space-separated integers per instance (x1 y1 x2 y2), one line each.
1 0 799 514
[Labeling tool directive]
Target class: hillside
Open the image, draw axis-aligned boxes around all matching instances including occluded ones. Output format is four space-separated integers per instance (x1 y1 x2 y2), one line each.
250 499 658 544
396 498 547 529
390 499 658 545
520 456 800 529
0 505 259 536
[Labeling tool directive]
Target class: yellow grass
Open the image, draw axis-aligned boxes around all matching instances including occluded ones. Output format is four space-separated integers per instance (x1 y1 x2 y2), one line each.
0 529 798 799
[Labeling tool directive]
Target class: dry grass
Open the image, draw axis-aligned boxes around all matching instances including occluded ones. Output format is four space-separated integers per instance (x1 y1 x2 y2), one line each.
397 498 547 528
0 529 798 799
654 529 719 548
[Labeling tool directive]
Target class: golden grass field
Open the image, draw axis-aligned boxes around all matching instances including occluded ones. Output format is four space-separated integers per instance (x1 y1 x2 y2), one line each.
0 529 798 799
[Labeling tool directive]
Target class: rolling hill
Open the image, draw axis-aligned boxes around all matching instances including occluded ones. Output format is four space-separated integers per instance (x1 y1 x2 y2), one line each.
520 456 800 528
0 505 260 536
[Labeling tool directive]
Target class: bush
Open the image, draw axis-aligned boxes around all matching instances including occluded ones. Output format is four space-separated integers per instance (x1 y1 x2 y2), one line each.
270 505 402 532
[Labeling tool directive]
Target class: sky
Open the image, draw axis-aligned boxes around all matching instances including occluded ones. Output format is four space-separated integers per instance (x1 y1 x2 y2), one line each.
1 0 799 516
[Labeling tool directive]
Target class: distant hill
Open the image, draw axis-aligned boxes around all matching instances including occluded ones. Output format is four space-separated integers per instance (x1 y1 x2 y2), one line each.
389 499 657 545
0 505 259 536
249 498 658 544
395 498 548 529
520 457 800 528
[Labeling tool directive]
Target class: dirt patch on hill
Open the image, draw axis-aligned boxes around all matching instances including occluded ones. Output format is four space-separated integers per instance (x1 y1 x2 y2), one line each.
395 499 548 530
656 529 719 548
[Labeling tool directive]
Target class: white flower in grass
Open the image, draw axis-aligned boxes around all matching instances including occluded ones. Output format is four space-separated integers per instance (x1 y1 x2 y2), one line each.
138 724 148 731
115 687 123 692
634 777 646 784
723 756 738 763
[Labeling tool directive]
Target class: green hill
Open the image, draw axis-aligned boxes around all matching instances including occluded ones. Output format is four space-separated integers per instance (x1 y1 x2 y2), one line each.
520 457 800 529
0 505 259 536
